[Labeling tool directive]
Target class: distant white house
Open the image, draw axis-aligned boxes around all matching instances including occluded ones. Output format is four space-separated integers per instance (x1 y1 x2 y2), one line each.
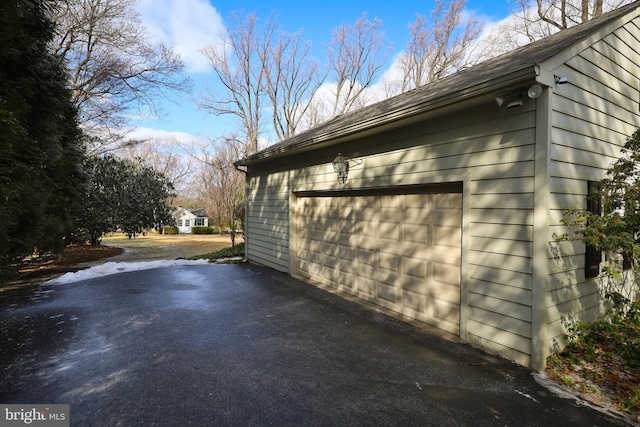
172 207 208 234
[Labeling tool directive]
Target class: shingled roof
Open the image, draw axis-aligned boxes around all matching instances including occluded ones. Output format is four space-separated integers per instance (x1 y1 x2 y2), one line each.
188 208 208 218
237 1 640 166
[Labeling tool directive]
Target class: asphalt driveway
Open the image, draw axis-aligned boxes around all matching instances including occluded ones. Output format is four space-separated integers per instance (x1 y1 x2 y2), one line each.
0 264 628 426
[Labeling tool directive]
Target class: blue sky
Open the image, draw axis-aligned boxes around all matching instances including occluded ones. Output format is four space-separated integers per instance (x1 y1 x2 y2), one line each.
131 0 513 143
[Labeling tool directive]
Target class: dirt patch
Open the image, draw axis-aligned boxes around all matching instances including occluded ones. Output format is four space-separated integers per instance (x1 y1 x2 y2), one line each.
0 233 234 291
1 245 124 290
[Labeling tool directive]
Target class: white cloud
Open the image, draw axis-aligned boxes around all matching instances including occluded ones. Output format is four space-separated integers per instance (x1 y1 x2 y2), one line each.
126 127 201 145
136 0 225 73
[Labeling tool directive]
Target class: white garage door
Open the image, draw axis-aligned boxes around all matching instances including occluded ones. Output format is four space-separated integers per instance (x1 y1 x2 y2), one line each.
295 186 462 335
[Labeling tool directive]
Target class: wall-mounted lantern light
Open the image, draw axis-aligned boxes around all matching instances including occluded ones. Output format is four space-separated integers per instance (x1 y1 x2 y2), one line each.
331 153 363 184
332 153 350 184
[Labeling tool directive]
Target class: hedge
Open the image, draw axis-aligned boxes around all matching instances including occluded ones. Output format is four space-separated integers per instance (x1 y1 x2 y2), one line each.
192 226 215 234
164 226 179 235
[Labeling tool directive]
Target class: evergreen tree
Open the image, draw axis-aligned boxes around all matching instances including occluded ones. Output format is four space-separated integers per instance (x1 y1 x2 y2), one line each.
76 155 175 245
0 0 85 265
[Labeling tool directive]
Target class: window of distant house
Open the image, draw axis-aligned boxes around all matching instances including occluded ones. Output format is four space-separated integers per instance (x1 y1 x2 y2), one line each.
194 218 205 226
177 219 183 227
185 219 190 226
585 181 602 278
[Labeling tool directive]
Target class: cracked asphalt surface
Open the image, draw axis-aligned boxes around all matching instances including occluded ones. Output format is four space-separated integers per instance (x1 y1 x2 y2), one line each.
0 264 629 426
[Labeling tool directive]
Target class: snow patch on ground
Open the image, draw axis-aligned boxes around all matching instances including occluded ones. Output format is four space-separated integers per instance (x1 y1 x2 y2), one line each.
43 259 211 286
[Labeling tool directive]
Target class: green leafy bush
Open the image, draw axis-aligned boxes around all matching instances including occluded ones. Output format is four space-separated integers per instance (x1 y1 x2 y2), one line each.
548 294 640 417
164 226 179 235
192 226 215 234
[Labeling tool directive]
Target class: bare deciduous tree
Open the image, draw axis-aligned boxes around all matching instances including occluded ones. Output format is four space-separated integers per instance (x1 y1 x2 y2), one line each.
536 0 604 29
489 2 554 50
52 0 191 153
324 13 391 119
200 12 275 154
263 29 325 141
116 136 194 193
201 11 327 147
396 0 481 94
490 0 631 52
195 136 247 246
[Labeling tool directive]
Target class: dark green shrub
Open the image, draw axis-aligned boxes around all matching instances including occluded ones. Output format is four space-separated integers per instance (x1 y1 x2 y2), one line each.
164 226 179 235
192 226 215 234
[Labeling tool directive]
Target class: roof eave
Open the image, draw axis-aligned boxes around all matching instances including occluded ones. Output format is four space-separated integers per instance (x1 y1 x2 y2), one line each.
235 66 537 167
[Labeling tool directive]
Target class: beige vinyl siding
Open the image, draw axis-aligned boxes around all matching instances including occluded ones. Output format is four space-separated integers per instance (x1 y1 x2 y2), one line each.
288 101 538 365
246 171 291 272
467 160 535 365
545 18 640 350
248 97 537 365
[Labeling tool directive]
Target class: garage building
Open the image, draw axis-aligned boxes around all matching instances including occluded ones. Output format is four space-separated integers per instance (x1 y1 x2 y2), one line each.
235 3 640 370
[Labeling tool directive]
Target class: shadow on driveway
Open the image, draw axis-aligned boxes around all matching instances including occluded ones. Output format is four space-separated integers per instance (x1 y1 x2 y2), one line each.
0 264 628 426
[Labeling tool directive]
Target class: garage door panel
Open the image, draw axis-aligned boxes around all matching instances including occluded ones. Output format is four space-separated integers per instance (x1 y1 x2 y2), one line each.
338 245 355 261
403 207 430 224
308 261 323 277
355 197 378 209
356 247 377 264
326 266 347 286
429 210 462 226
403 257 428 279
436 193 462 208
307 228 326 241
379 194 402 207
338 271 356 289
379 221 401 240
296 187 462 336
308 240 325 254
306 250 325 265
402 289 427 313
312 206 329 218
322 241 340 258
399 273 430 294
323 218 341 232
356 262 375 278
377 282 398 304
355 220 377 237
378 251 400 271
434 225 462 248
403 223 429 243
401 243 433 260
433 298 460 326
337 258 354 274
297 237 310 251
356 204 381 218
379 208 402 222
434 261 461 286
375 269 400 287
404 193 430 206
334 232 351 246
297 258 309 273
357 276 375 296
434 282 461 302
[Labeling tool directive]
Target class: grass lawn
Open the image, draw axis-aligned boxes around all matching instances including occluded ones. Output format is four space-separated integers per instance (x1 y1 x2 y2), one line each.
1 232 243 292
101 232 238 262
